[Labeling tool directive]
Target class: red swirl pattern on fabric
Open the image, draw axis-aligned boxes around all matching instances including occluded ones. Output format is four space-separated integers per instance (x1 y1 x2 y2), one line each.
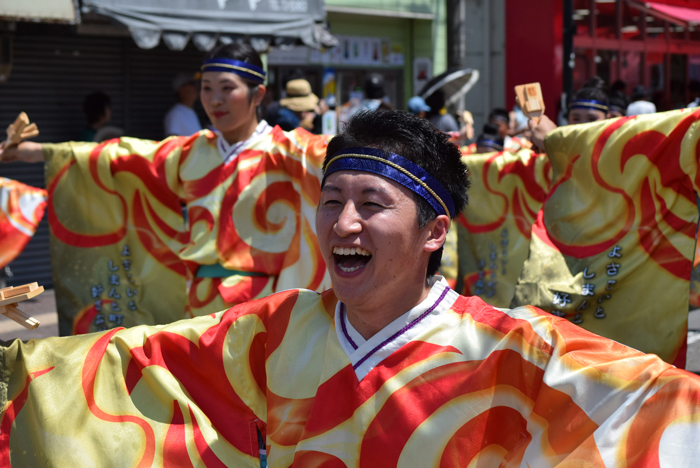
217 152 301 273
0 367 53 467
82 330 155 467
0 178 47 268
48 144 128 247
123 291 298 458
459 152 550 238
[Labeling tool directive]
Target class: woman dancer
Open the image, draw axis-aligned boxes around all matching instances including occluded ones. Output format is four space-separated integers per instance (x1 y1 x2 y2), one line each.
1 42 331 334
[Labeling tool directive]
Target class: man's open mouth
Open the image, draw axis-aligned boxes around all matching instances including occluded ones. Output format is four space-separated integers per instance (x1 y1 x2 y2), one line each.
332 246 372 273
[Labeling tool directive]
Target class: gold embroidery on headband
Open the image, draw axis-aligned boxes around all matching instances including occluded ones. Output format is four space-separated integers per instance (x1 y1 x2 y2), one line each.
327 153 450 216
569 102 609 111
201 63 265 80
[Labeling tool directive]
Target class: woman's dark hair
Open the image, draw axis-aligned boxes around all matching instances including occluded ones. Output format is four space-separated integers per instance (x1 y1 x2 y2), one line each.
324 110 470 277
568 76 609 114
204 42 263 99
83 92 111 126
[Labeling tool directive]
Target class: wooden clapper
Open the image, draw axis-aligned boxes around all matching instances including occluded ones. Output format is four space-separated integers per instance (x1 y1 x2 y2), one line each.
514 83 545 123
0 282 43 329
2 112 39 150
0 113 42 329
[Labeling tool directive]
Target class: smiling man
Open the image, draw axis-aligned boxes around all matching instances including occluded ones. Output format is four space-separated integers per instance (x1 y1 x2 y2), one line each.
2 111 700 467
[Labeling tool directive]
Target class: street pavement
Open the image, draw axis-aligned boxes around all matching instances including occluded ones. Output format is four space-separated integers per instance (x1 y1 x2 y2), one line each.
1 290 700 372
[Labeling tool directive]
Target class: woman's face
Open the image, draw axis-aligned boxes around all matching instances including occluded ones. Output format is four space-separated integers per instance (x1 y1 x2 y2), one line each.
200 71 264 137
568 108 607 125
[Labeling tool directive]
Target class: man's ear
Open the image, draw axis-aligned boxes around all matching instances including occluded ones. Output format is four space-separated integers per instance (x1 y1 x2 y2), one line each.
423 214 450 253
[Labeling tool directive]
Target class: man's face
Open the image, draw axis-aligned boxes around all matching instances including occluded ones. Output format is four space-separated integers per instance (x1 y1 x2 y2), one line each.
316 171 435 307
490 119 510 138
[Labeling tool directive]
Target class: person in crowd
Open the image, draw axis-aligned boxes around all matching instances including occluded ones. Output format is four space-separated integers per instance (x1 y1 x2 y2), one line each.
488 108 511 139
80 91 113 142
474 122 505 153
407 95 431 118
276 78 319 132
627 85 657 116
567 76 610 124
359 73 393 112
0 42 331 334
610 79 627 97
608 92 629 118
2 110 700 466
488 108 532 151
425 90 460 133
164 72 202 137
688 80 700 109
460 110 475 142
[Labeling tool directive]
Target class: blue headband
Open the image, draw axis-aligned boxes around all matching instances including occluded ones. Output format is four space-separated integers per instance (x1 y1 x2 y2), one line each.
568 99 609 112
201 58 266 84
476 139 504 151
322 147 456 218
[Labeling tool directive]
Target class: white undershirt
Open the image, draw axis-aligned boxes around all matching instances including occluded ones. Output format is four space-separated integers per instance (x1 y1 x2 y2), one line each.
216 120 272 164
335 276 459 381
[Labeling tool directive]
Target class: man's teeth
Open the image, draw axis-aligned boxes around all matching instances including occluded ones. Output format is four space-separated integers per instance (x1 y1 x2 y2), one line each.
332 246 371 256
339 264 363 272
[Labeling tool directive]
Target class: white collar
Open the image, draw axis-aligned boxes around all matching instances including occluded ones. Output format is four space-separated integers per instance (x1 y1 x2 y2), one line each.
216 120 272 164
335 276 459 381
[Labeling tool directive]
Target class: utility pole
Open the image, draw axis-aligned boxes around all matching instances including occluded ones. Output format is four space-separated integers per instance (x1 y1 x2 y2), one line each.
563 0 575 105
446 0 466 70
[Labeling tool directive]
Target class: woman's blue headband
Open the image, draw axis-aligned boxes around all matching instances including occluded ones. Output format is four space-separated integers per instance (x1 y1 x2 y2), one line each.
568 99 609 112
322 147 456 218
201 58 266 84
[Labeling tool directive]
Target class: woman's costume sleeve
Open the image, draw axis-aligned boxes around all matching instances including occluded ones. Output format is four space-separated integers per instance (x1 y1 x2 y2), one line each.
43 135 198 335
454 149 551 306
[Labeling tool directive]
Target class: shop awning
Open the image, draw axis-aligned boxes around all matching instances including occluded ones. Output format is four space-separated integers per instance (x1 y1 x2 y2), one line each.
0 0 79 23
627 1 700 27
81 0 337 52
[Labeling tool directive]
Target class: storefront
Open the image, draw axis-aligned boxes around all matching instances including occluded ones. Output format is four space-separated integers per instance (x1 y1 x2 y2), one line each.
571 0 700 110
266 4 443 112
505 0 700 118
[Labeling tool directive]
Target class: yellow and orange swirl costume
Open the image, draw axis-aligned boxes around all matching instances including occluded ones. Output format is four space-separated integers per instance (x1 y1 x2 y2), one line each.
515 109 700 365
0 177 47 268
2 286 700 466
44 124 331 335
453 149 551 306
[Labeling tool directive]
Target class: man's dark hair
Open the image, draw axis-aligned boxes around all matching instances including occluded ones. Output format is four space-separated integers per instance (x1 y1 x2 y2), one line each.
631 85 647 102
488 108 509 124
610 79 626 94
609 92 629 114
204 42 263 100
324 110 470 277
83 92 111 126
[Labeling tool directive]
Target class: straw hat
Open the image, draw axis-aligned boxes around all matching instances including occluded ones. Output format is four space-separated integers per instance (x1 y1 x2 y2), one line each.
280 79 319 112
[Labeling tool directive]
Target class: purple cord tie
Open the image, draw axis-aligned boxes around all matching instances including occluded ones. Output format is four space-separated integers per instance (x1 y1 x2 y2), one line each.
340 303 359 351
352 286 450 371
